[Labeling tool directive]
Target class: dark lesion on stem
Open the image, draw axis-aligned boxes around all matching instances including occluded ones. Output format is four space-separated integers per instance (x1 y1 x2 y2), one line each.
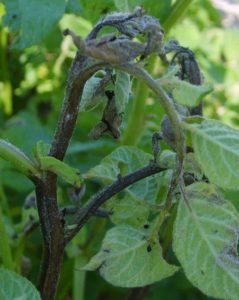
32 8 187 300
64 161 166 243
34 35 109 300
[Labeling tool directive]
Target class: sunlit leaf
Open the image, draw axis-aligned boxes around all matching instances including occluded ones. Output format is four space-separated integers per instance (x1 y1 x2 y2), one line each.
83 225 178 287
184 119 239 190
0 268 41 300
173 182 239 300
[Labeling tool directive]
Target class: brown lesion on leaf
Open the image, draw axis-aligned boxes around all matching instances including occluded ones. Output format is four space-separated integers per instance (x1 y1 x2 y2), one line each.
63 8 166 141
89 91 123 140
63 8 164 64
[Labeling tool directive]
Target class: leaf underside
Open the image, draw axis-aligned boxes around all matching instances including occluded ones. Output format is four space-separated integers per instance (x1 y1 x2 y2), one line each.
186 119 239 190
0 268 41 300
83 225 178 287
173 182 239 300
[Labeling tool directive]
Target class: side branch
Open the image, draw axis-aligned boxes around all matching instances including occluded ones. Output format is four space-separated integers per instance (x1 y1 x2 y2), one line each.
65 162 166 243
117 63 185 164
116 63 185 205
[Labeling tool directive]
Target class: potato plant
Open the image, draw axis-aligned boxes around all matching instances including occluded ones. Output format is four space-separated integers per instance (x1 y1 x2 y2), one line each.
0 1 239 300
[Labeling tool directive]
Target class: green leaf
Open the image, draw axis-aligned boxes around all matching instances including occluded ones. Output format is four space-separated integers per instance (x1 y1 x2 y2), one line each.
0 139 40 178
0 268 41 300
85 146 151 181
65 0 82 15
80 76 107 112
85 146 164 204
184 119 239 190
158 149 176 169
3 0 66 48
80 0 115 23
39 156 82 187
114 0 130 12
173 182 239 300
106 194 150 227
114 71 131 114
1 112 51 156
183 152 203 181
159 77 212 107
83 225 178 287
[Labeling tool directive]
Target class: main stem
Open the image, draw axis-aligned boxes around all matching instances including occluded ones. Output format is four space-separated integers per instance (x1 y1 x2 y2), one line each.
35 52 108 300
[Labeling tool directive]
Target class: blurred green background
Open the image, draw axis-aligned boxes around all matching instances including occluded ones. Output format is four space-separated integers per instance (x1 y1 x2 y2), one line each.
0 0 239 299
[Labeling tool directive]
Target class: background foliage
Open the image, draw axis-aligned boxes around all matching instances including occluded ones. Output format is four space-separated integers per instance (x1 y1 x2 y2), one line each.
0 0 239 299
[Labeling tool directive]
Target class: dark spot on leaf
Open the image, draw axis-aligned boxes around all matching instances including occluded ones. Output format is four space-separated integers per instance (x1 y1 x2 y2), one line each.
200 270 205 275
96 260 106 272
29 215 35 221
12 14 17 19
144 224 149 229
147 245 152 252
210 194 224 205
213 229 218 234
103 249 110 253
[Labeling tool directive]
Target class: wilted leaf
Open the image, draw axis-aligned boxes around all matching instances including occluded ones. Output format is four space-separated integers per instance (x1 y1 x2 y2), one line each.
83 225 178 287
173 182 239 300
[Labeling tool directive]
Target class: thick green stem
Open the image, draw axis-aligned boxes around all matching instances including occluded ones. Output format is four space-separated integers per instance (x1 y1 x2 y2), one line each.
162 0 194 34
0 206 14 270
